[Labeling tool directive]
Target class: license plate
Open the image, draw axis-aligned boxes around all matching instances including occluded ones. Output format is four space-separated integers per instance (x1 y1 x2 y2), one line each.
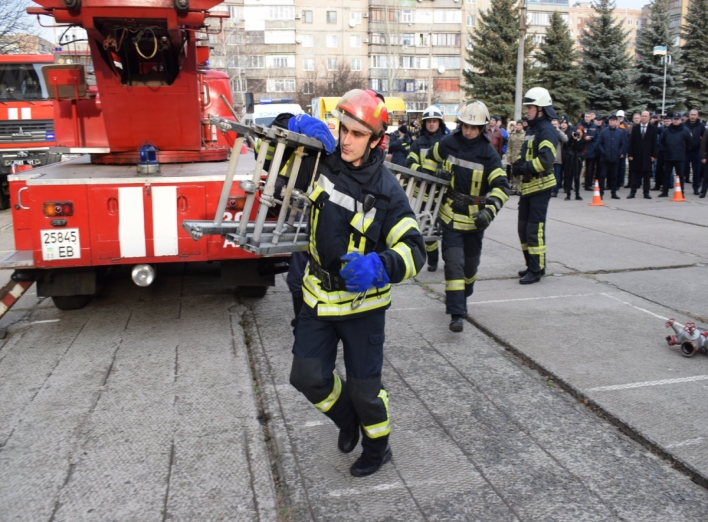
41 228 81 261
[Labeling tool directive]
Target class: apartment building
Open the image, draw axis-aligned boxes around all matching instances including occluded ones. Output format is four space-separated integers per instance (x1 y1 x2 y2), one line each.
569 2 643 56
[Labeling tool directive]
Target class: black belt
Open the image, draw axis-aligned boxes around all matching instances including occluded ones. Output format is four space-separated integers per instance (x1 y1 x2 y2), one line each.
447 189 483 207
309 256 348 291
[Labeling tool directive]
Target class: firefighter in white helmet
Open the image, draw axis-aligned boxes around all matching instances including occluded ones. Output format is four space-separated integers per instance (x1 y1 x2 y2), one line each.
405 105 449 272
512 87 558 284
424 100 510 332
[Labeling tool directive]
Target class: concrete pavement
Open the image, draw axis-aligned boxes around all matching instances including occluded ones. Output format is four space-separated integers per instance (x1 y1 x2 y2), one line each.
0 188 707 520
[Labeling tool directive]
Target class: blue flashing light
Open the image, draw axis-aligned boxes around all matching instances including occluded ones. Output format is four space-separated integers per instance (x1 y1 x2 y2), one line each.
45 132 55 140
139 143 158 165
257 98 293 105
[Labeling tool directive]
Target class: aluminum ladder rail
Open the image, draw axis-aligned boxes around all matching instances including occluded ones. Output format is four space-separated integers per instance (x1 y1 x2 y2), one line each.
182 116 323 255
384 162 450 242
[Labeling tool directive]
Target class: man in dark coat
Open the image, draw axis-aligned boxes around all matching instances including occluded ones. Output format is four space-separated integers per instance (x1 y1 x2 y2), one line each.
659 113 692 197
627 110 658 199
683 109 705 193
388 124 411 166
595 115 628 199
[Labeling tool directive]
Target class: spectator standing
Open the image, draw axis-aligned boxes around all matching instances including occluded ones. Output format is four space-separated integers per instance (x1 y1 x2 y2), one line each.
582 111 599 190
622 113 641 188
388 125 411 166
521 116 529 132
487 119 504 158
653 114 671 191
659 112 692 197
627 110 657 199
507 121 526 195
595 115 628 199
563 126 585 200
683 109 705 194
700 123 708 198
551 118 568 197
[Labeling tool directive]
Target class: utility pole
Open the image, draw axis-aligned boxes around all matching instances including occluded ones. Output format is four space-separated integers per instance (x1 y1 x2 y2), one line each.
513 0 527 121
653 45 669 116
427 32 433 107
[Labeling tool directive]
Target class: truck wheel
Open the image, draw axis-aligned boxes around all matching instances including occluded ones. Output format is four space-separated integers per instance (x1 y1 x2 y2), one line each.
52 295 91 310
238 286 268 298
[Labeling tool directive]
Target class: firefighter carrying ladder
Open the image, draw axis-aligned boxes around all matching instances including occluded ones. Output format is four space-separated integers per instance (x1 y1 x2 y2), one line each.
182 116 450 255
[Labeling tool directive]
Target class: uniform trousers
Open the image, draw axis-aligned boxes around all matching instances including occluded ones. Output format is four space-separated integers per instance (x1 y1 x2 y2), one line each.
290 305 390 458
442 227 484 316
518 190 551 274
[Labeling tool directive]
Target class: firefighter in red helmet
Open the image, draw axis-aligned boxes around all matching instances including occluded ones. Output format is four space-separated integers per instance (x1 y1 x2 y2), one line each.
288 89 425 477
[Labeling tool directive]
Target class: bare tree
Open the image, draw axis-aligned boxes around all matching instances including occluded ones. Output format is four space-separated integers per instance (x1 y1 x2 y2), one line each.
294 60 366 108
0 0 40 54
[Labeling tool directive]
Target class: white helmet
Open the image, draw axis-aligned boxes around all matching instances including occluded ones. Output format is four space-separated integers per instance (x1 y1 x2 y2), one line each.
457 100 490 126
616 110 625 117
421 105 444 121
522 87 557 119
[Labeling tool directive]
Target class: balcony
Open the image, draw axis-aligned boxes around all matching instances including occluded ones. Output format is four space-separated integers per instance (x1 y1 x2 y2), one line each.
265 20 296 30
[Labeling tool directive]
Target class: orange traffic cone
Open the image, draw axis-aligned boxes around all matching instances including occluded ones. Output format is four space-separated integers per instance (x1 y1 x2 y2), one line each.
671 175 686 202
589 179 604 206
241 143 248 154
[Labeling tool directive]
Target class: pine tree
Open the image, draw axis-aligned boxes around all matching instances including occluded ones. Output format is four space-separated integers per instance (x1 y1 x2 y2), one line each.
579 0 638 116
536 12 586 120
681 0 708 113
462 0 535 119
634 0 687 115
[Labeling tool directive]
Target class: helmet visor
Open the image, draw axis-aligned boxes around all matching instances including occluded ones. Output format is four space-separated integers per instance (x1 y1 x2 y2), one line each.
332 108 374 135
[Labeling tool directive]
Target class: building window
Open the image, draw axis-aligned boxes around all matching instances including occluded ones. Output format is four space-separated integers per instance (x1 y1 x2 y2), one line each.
370 55 388 68
301 34 314 47
350 35 361 48
326 34 338 48
327 11 337 24
327 58 338 71
351 59 361 71
371 33 386 45
432 33 460 47
267 55 294 68
267 79 296 92
434 10 462 24
303 81 315 94
350 12 362 25
369 78 389 92
401 33 415 46
402 10 413 23
267 5 294 20
415 9 433 24
303 10 313 23
247 55 265 68
370 8 399 22
627 19 632 25
264 31 296 44
303 58 314 71
527 12 551 27
466 15 476 27
432 56 461 70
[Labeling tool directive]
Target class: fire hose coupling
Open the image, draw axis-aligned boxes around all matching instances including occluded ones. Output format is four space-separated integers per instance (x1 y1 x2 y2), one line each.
665 318 708 357
174 0 190 12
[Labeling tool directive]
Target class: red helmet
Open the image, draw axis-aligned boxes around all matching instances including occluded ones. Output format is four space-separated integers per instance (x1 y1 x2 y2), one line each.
332 89 388 137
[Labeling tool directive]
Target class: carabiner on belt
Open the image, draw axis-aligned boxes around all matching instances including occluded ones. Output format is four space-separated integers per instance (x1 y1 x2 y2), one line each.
351 288 369 309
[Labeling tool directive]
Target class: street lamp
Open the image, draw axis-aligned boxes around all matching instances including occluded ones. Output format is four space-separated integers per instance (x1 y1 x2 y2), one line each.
653 45 670 116
513 0 528 121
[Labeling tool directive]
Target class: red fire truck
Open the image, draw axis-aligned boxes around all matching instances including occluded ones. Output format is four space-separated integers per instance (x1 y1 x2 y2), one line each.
0 0 281 311
0 54 61 209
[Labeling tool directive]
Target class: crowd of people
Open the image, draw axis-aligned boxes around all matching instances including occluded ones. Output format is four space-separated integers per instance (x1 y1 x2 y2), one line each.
387 107 708 201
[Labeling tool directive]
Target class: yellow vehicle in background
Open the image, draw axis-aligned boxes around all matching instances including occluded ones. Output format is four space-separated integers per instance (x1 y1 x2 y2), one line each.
311 96 407 136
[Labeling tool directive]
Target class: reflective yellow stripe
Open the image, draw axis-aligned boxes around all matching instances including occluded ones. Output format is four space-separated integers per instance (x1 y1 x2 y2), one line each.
386 217 419 248
425 241 438 252
446 279 465 292
539 139 557 157
532 157 545 173
488 168 506 183
537 221 545 269
314 373 342 413
309 206 321 265
432 142 444 162
520 174 556 195
521 243 528 251
315 293 392 316
362 389 390 439
490 187 509 204
392 243 415 279
465 274 477 285
350 212 375 234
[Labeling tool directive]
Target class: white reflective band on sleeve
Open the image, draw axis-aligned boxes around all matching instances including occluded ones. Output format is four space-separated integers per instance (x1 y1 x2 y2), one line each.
448 155 483 172
525 135 534 141
119 187 147 258
152 186 179 257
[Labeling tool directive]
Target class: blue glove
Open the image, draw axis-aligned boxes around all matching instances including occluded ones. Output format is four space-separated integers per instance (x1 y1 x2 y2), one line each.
340 252 390 293
288 114 336 154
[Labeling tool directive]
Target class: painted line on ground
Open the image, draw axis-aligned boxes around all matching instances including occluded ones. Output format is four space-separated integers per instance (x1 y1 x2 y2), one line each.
600 292 682 325
468 293 598 306
588 375 708 392
666 438 705 449
29 319 61 325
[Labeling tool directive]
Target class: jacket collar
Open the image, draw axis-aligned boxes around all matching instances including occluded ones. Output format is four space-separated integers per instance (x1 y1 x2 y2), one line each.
332 146 385 185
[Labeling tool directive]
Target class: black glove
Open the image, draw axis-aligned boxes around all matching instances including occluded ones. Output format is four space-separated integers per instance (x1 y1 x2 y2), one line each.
512 158 525 178
473 206 495 230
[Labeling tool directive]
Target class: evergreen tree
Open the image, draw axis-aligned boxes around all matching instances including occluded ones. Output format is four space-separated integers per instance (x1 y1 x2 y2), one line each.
681 0 708 113
634 0 686 114
462 0 535 119
579 0 638 115
536 12 586 120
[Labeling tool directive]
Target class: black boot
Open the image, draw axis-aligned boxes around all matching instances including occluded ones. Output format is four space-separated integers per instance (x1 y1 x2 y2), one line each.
644 193 652 199
290 291 303 328
658 191 669 198
338 419 360 454
351 433 392 477
449 315 464 333
627 191 636 199
519 270 542 284
611 192 620 200
518 267 545 277
426 246 439 272
564 193 571 201
575 193 583 201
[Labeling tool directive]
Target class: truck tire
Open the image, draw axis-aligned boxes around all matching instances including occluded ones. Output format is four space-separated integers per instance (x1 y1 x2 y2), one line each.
52 295 91 310
238 286 268 298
